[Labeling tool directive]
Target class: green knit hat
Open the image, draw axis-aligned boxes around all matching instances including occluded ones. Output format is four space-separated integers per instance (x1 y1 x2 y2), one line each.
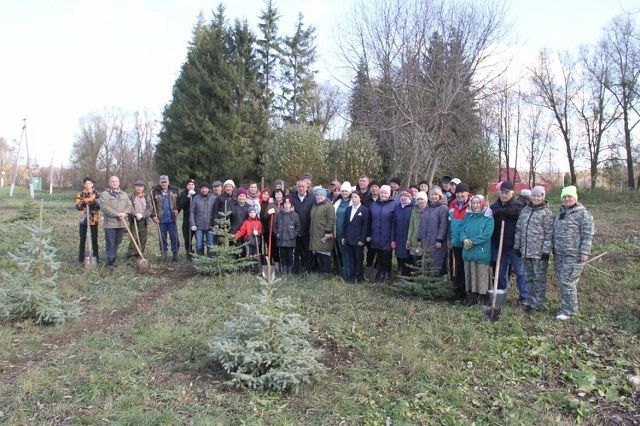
560 185 578 201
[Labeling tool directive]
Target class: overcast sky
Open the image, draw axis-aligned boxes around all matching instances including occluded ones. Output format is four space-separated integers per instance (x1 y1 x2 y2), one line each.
0 0 638 168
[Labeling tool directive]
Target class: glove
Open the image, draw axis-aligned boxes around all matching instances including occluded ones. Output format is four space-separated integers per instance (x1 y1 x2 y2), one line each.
515 249 522 258
541 253 550 261
268 208 275 215
191 226 197 232
253 229 259 236
390 241 396 250
134 213 142 220
366 237 372 243
188 190 196 196
79 201 87 209
341 238 346 245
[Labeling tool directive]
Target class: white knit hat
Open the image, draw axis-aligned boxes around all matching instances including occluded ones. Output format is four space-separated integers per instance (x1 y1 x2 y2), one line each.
340 181 353 193
223 179 235 189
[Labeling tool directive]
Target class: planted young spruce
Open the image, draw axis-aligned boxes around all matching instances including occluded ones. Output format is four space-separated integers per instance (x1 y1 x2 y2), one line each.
0 200 80 325
209 271 325 392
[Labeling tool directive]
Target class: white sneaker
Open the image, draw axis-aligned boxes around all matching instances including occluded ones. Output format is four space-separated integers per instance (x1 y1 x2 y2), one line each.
556 314 571 321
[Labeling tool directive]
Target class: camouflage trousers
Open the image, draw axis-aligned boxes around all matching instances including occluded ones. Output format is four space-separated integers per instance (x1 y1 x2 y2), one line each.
523 258 549 310
554 255 584 316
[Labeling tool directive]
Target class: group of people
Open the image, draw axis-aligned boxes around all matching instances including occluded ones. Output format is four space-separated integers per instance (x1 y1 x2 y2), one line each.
76 172 594 320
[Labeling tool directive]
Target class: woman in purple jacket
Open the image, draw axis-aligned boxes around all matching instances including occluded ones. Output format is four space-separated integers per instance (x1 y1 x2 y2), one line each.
369 185 396 283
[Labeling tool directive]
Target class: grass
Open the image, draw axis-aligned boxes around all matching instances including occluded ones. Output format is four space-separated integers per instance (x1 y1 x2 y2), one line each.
0 188 639 424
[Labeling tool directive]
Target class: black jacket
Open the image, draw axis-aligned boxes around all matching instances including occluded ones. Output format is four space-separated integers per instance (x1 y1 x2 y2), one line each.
343 204 370 245
490 197 524 250
290 191 314 237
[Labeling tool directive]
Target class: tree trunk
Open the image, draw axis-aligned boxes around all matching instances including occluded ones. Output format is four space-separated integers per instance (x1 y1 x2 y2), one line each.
623 111 636 189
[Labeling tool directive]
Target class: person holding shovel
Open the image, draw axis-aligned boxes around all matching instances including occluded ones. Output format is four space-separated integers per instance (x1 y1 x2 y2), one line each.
75 177 100 264
99 175 133 267
490 181 527 305
233 206 263 273
127 180 154 260
553 186 594 320
514 185 554 313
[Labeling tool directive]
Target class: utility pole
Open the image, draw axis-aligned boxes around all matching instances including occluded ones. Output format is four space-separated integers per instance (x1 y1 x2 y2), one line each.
49 153 54 194
9 136 21 197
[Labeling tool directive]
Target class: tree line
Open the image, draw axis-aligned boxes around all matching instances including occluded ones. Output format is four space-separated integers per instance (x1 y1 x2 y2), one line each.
66 1 640 191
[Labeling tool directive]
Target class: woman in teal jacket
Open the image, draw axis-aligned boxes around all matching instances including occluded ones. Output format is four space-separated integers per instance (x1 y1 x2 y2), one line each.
460 195 494 306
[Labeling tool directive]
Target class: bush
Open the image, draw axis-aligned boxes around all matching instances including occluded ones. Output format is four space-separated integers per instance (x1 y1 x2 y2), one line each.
209 274 325 393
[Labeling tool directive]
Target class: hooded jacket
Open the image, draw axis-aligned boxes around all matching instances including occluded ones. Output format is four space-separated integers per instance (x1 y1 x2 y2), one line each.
553 203 594 258
514 201 554 259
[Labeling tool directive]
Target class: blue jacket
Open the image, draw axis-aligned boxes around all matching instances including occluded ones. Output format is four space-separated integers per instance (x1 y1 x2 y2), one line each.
461 209 494 264
343 204 370 245
393 201 414 258
370 198 396 250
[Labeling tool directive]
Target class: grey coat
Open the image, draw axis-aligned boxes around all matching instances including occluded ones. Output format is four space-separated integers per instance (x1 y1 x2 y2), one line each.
553 203 594 258
189 193 216 230
275 210 301 247
417 201 449 271
514 201 555 259
99 189 133 229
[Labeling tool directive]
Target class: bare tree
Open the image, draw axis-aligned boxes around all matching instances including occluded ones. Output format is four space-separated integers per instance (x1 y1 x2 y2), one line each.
576 43 620 189
529 49 580 185
70 109 158 187
340 0 507 185
309 82 345 135
523 106 551 187
601 15 640 189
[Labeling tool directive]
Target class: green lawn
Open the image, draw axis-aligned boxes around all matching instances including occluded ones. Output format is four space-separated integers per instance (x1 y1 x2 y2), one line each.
0 187 639 424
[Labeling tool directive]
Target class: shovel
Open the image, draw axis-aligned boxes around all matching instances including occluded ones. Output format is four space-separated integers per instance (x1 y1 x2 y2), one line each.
483 221 505 322
122 216 150 273
84 205 98 269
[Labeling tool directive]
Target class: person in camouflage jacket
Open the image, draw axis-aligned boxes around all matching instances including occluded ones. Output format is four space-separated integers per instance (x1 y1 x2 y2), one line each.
553 186 594 320
514 186 554 311
75 177 100 263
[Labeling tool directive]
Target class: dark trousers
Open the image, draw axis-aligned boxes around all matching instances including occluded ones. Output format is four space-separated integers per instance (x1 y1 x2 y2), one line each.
316 252 332 276
160 221 179 253
293 235 313 273
181 222 193 256
345 243 365 281
279 246 295 274
79 223 99 262
366 243 377 267
453 246 465 298
104 228 124 264
376 249 393 273
396 256 413 277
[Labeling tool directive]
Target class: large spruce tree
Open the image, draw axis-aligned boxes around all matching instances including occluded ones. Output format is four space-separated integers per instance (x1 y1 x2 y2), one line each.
156 6 269 183
280 13 317 124
256 0 282 121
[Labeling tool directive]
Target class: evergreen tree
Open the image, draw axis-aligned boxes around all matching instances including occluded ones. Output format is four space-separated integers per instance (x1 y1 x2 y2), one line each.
256 0 282 120
155 5 269 183
192 211 256 275
209 272 325 392
348 60 373 130
280 13 317 124
0 202 80 325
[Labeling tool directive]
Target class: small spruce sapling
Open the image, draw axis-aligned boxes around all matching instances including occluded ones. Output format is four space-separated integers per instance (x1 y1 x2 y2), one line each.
209 269 325 393
0 200 80 325
192 210 256 275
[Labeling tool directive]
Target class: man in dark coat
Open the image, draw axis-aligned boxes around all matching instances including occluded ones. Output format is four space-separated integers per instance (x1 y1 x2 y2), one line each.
490 181 528 304
177 178 196 260
290 179 315 273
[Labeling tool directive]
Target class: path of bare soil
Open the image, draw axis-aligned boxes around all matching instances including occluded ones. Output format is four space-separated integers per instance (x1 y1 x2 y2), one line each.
0 263 198 384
